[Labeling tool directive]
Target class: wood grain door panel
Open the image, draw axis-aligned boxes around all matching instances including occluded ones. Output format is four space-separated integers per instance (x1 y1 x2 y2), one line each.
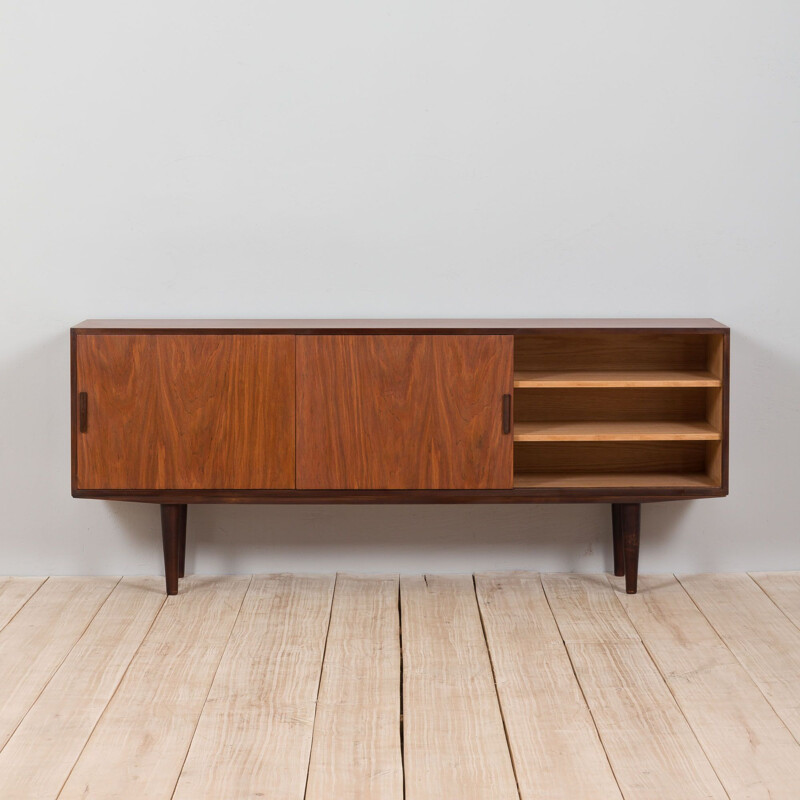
296 335 513 489
75 334 295 489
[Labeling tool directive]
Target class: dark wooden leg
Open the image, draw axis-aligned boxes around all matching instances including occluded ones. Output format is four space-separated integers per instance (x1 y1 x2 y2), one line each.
611 503 625 577
161 504 185 595
178 504 187 579
620 503 641 594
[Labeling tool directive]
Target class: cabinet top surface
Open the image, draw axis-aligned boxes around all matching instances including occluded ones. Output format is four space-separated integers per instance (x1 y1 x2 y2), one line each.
73 318 728 333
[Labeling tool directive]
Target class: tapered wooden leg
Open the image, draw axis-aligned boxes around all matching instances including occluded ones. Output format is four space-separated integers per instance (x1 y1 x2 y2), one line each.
620 503 641 594
611 503 625 577
178 504 187 579
161 504 186 595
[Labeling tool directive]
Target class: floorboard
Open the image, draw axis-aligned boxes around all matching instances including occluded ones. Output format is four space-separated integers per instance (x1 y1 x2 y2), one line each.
172 574 335 800
0 577 164 800
57 576 250 800
750 572 800 630
0 571 797 799
401 574 519 800
476 572 622 800
305 574 402 800
616 574 800 799
542 574 727 800
0 577 45 632
679 573 800 742
0 576 119 753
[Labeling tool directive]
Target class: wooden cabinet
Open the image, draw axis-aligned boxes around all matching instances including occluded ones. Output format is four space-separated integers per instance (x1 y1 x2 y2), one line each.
71 319 730 595
74 334 295 490
296 335 513 490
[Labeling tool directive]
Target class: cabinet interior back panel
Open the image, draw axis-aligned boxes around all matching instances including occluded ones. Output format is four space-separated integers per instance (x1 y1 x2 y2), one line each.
514 388 709 423
514 333 711 371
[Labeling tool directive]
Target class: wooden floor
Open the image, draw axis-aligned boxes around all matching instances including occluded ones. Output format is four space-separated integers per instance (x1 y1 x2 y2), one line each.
1 573 800 799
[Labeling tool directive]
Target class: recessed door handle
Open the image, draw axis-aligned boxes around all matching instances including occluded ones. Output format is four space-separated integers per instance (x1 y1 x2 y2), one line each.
502 393 511 435
79 392 88 432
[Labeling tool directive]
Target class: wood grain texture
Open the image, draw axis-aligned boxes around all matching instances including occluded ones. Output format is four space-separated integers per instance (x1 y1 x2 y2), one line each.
514 332 713 371
513 472 716 489
2 571 798 799
73 484 729 504
615 575 800 799
750 572 800 628
75 334 295 490
679 573 800 741
58 576 250 800
512 437 718 493
74 319 729 332
514 370 722 388
513 441 708 474
514 387 708 422
542 574 727 800
475 573 622 800
513 420 721 442
612 504 625 576
0 577 118 752
172 574 335 800
305 575 402 800
401 575 518 800
620 503 641 594
539 574 640 644
0 578 164 800
705 336 725 486
297 335 513 489
720 332 731 492
0 577 44 632
70 323 728 503
161 503 185 595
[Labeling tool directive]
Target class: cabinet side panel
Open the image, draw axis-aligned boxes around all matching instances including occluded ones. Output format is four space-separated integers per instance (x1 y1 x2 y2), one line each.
75 334 295 489
70 329 78 490
296 335 514 490
705 334 728 488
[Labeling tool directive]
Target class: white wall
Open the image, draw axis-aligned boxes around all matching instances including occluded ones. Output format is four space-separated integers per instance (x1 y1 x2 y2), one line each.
1 1 798 577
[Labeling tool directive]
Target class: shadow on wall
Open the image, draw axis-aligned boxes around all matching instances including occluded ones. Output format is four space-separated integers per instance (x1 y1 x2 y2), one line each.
106 496 694 576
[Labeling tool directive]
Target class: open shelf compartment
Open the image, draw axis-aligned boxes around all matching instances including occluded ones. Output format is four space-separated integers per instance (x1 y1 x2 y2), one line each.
512 441 722 490
514 331 725 374
512 332 726 490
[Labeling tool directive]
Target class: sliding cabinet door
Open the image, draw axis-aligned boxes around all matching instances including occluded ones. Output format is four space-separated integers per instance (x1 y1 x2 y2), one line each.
75 334 295 489
296 335 513 489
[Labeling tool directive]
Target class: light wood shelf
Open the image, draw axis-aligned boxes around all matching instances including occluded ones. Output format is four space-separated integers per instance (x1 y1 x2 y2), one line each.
513 370 722 388
513 420 721 442
513 472 718 489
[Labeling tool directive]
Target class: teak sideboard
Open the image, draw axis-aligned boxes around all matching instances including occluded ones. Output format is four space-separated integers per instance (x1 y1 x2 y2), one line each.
70 319 730 595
